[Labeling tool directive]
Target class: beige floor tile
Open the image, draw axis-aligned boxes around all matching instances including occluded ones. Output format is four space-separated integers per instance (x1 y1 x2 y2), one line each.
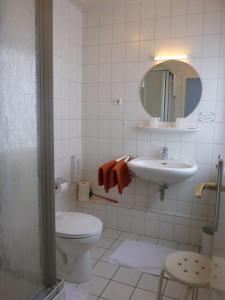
93 261 118 279
110 240 123 250
163 279 192 300
130 288 157 300
90 246 106 259
101 281 134 300
87 295 98 300
100 250 114 263
198 288 210 300
138 273 166 293
79 276 109 296
96 236 115 248
113 266 142 286
91 258 98 267
86 229 205 300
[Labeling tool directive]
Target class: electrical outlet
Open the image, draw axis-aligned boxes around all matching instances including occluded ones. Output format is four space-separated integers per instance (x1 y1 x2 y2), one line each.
112 98 123 105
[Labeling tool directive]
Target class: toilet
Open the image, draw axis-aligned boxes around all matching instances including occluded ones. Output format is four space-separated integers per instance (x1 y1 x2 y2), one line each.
55 211 103 283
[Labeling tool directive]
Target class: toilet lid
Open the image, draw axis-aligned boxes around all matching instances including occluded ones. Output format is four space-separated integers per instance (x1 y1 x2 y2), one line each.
55 212 103 238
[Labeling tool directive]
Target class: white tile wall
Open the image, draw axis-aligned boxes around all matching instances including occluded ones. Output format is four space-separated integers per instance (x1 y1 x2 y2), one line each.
52 0 225 245
79 0 225 245
53 0 83 211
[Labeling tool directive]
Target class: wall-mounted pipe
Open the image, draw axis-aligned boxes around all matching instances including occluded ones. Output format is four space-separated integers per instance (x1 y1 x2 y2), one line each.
214 158 224 232
195 157 224 233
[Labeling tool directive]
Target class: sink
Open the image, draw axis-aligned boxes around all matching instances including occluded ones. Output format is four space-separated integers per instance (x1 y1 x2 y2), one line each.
128 157 197 184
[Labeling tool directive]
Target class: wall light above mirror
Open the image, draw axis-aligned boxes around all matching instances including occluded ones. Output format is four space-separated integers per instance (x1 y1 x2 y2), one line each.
154 54 189 61
140 60 202 123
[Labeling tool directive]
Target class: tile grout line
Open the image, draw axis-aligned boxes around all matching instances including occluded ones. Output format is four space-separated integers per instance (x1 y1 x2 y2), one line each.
92 230 124 299
89 228 202 299
94 230 144 299
96 265 120 299
128 271 147 300
94 232 165 298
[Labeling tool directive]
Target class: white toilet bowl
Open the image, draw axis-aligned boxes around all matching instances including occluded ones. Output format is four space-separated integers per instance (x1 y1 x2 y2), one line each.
55 211 103 283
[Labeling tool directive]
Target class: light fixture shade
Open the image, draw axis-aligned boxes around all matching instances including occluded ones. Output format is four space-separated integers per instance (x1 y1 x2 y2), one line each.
154 54 189 61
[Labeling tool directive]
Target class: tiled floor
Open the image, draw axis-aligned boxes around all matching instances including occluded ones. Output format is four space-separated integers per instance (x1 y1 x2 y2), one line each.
73 228 210 300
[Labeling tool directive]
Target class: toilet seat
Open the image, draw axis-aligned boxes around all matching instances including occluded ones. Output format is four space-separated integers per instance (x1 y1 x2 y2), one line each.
56 212 103 239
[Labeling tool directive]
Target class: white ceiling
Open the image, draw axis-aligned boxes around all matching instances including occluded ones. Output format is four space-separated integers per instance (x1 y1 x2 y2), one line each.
73 0 134 7
73 0 111 6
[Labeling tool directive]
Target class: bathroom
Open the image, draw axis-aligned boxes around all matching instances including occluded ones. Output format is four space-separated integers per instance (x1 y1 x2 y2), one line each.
1 0 225 299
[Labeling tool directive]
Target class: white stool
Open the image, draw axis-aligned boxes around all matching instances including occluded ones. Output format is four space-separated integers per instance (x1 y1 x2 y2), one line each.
157 251 211 300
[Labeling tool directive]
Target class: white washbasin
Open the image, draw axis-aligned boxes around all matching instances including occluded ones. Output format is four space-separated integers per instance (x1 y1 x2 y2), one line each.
128 157 197 184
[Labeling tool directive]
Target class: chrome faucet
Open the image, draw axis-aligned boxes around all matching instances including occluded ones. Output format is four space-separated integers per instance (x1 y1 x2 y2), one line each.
162 147 168 160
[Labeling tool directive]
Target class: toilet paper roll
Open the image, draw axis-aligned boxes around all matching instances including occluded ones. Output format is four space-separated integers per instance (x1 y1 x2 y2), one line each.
78 182 91 202
56 182 68 192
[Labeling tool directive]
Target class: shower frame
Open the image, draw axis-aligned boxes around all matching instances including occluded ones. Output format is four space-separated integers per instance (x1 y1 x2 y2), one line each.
32 0 62 298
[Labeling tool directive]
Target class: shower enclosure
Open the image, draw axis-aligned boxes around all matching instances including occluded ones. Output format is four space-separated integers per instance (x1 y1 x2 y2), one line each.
0 0 59 299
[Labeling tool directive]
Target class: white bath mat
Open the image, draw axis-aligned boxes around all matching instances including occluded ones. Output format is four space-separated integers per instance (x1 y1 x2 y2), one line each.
64 282 89 300
110 239 174 276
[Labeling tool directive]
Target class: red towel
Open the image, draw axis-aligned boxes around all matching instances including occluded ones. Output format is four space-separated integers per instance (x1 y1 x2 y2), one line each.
98 160 116 192
109 165 117 189
109 159 132 194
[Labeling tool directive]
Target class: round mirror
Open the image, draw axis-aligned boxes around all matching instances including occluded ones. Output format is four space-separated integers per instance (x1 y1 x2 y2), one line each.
140 60 202 122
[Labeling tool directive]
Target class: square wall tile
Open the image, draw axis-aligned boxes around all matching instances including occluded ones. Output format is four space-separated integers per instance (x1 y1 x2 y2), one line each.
100 25 112 44
188 0 204 14
126 21 140 42
159 222 174 240
196 143 213 163
103 228 121 239
113 23 126 43
126 2 141 22
113 4 126 23
131 217 145 234
140 19 155 41
187 14 203 35
141 0 155 20
155 18 170 39
171 16 186 37
60 0 225 243
204 12 221 34
118 215 131 232
145 220 159 238
156 0 171 17
171 0 187 16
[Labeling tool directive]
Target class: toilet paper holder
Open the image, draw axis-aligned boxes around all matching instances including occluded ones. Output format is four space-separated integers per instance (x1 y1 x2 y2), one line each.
54 177 67 191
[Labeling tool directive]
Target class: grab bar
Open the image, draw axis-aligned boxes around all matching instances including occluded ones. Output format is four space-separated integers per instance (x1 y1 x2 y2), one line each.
195 182 225 198
214 157 224 232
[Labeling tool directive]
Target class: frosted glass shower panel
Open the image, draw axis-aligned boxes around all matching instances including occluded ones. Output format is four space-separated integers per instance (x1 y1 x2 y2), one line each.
0 0 44 299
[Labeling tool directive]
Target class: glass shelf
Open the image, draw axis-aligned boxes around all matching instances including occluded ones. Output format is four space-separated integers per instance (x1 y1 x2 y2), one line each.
137 124 199 133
